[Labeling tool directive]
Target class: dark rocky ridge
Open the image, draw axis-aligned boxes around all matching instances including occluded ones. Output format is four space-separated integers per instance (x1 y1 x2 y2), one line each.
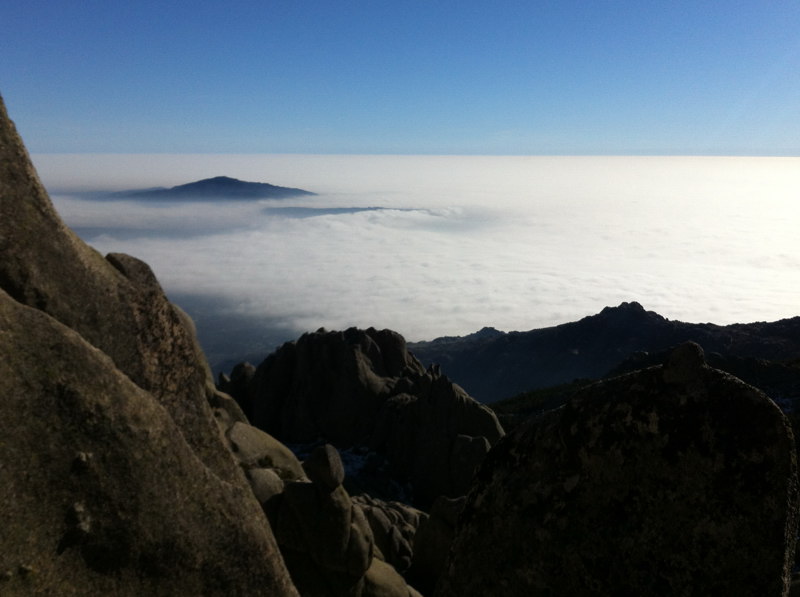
223 327 505 508
437 344 799 596
410 301 800 403
114 175 315 200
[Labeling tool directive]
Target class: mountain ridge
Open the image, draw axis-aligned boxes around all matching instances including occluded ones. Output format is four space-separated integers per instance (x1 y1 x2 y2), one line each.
409 301 800 403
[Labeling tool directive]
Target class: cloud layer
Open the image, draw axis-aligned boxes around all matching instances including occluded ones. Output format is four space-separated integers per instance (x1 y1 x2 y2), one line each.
41 155 800 366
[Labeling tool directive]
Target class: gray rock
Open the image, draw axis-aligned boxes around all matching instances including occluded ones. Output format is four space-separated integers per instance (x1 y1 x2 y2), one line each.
304 444 346 490
218 361 257 418
274 480 375 596
662 340 708 383
0 289 298 596
407 495 465 594
436 344 799 596
0 95 241 487
0 94 298 596
251 327 504 507
249 468 286 504
227 421 305 481
207 387 249 427
362 558 422 597
353 495 426 574
449 434 491 494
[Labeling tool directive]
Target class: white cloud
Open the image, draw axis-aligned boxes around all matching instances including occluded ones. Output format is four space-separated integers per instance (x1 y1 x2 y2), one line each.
45 155 800 355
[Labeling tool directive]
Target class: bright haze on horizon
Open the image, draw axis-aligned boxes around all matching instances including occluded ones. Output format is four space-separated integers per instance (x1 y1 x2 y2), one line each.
2 1 800 156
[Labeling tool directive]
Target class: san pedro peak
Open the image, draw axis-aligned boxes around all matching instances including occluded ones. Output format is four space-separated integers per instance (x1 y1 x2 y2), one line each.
116 175 315 199
2 89 799 596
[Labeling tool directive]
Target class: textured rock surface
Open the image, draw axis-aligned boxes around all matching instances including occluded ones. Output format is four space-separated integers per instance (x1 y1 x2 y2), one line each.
218 360 257 418
0 94 298 595
362 559 424 597
226 421 305 481
353 495 426 574
269 445 421 597
0 96 239 485
304 444 347 490
0 290 298 596
436 343 799 596
249 327 504 506
407 496 464 595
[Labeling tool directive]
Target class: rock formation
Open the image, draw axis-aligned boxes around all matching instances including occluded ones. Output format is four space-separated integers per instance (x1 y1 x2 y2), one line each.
267 445 423 597
436 343 799 596
0 289 297 595
244 327 505 507
0 93 298 594
0 101 242 485
353 495 425 575
406 496 465 595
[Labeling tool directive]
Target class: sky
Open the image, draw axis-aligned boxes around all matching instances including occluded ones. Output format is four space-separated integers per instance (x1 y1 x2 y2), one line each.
3 1 800 155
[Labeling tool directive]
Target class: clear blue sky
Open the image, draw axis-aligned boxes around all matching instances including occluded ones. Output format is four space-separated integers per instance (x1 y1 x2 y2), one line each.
2 1 799 155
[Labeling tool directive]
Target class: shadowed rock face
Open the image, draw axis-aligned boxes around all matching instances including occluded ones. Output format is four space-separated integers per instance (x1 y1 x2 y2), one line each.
436 343 799 597
0 94 299 595
246 327 505 507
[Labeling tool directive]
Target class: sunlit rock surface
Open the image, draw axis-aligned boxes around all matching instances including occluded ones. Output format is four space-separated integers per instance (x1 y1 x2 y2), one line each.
0 94 298 595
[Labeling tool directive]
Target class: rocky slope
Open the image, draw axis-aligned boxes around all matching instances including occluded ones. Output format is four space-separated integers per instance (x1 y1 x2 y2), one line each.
410 301 800 403
0 289 297 595
437 344 799 596
0 94 301 594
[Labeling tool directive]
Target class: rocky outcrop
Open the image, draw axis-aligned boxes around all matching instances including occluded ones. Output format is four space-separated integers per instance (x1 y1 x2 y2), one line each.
406 496 465 595
0 94 299 594
353 495 426 575
246 327 505 507
436 343 799 596
218 360 257 418
0 96 242 485
0 289 298 595
266 445 422 597
406 496 466 595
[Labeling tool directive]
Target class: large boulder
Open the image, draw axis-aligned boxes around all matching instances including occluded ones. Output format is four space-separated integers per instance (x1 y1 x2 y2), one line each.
0 94 298 595
436 343 799 596
407 496 465 595
248 327 504 506
0 289 298 595
0 94 238 485
353 494 426 574
269 445 421 597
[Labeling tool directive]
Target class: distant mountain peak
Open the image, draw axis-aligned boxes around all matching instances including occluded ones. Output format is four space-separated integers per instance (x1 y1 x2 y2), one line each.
602 301 645 313
115 176 315 200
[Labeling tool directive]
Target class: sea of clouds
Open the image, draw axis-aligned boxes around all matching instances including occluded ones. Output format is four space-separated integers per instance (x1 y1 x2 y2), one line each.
34 154 800 370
